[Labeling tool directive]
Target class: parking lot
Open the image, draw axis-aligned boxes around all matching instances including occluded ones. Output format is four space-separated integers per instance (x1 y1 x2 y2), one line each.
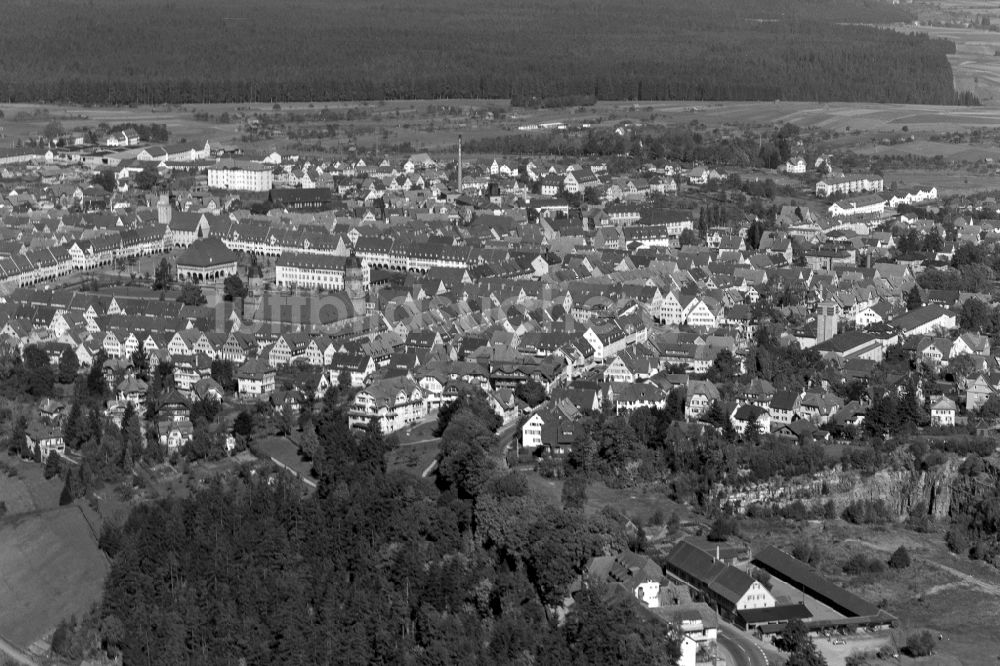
814 633 896 664
766 574 846 622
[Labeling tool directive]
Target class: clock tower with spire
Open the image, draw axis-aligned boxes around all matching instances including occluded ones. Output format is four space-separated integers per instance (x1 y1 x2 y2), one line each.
344 249 366 317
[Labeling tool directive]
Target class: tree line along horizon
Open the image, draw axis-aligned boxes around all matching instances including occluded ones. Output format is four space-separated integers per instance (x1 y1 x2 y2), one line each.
0 0 974 107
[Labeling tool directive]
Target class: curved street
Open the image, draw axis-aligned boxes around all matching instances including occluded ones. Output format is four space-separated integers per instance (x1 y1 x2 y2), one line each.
718 626 771 666
0 633 38 666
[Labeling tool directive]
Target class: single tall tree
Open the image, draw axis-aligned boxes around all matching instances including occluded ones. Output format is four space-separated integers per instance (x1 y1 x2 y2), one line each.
58 470 78 505
888 545 911 569
58 346 80 384
514 379 546 407
43 450 62 479
176 282 207 306
130 349 149 381
87 350 109 400
153 258 172 291
233 410 254 445
223 274 248 301
7 415 29 458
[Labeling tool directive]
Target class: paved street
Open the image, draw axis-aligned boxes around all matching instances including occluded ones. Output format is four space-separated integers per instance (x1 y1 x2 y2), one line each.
718 625 773 666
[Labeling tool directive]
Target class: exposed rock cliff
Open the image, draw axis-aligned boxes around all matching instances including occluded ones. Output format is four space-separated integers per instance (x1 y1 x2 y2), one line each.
837 458 958 520
727 454 999 521
835 455 999 520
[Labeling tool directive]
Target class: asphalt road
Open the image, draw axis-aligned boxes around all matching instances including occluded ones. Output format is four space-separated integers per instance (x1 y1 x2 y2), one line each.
0 633 38 666
718 626 771 666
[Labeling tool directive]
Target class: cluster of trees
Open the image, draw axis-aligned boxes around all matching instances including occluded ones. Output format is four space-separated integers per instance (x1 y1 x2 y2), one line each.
954 296 1000 349
840 499 896 525
745 498 837 522
842 552 887 576
0 344 58 400
472 123 819 169
59 398 148 504
916 242 1000 293
745 327 827 390
152 258 172 291
0 0 957 106
545 393 838 508
916 265 992 293
436 393 504 498
511 93 597 108
80 122 169 143
862 381 926 435
946 485 1000 565
210 359 238 393
58 391 680 665
177 282 207 306
107 122 168 142
905 630 937 658
895 227 944 256
55 346 237 504
774 619 828 666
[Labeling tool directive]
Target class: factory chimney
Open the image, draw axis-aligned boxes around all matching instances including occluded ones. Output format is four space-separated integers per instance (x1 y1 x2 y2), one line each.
457 134 463 193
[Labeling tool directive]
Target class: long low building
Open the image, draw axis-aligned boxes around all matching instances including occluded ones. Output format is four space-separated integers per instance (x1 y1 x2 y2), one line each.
812 330 883 363
752 546 896 629
664 540 776 623
275 252 370 291
889 304 957 338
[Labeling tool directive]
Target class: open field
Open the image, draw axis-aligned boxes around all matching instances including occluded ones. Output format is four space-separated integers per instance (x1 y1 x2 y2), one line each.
893 22 1000 106
0 456 64 516
602 100 1000 133
253 435 314 482
0 506 109 647
893 586 1000 666
883 168 1000 196
741 518 1000 665
0 468 36 515
857 139 1000 162
11 98 1000 158
386 440 440 477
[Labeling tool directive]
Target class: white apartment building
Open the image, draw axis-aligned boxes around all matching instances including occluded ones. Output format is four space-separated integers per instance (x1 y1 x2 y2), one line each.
208 160 274 192
348 377 427 432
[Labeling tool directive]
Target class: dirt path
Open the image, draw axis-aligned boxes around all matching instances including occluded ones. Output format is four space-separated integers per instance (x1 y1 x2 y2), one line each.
844 538 1000 597
0 633 38 666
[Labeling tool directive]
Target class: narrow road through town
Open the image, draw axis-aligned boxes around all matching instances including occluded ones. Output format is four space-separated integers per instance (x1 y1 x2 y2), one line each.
718 626 771 666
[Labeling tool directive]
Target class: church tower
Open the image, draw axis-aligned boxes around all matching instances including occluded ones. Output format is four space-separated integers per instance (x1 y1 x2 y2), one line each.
816 300 838 344
457 134 463 193
344 249 366 317
157 193 172 225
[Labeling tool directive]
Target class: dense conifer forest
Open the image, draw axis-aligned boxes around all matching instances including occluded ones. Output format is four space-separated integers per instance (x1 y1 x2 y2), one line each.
0 0 962 105
59 393 681 665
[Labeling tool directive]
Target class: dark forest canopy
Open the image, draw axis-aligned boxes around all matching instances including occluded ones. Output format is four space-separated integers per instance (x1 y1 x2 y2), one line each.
68 396 679 665
0 0 965 105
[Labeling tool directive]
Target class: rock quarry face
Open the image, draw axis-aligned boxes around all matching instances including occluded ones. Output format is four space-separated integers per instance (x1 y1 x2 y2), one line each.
831 455 998 520
728 454 998 521
839 458 958 520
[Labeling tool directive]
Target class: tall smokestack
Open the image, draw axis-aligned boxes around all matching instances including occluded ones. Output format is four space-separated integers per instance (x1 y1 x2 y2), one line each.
457 134 463 193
